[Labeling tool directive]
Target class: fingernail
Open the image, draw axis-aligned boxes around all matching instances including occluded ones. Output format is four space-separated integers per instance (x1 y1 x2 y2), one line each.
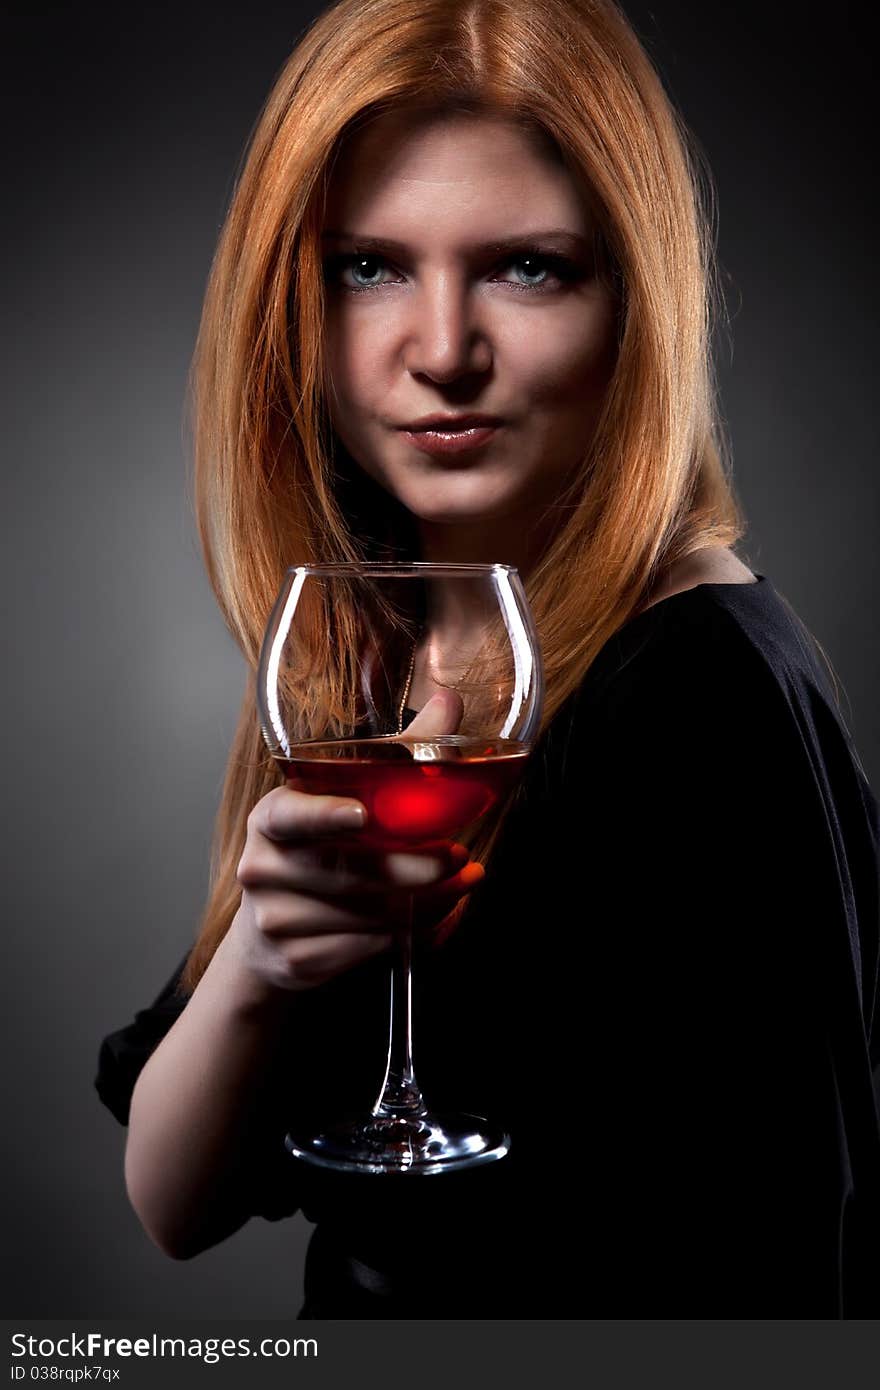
330 804 366 828
460 862 485 885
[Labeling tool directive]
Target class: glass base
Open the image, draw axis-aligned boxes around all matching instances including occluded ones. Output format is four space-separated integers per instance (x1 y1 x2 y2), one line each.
285 1112 510 1175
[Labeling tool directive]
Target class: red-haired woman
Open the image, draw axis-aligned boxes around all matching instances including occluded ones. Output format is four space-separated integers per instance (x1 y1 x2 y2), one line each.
96 0 880 1317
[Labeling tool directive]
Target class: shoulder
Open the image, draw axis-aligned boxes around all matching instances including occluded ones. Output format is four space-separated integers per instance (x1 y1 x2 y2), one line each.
545 575 872 835
568 577 808 739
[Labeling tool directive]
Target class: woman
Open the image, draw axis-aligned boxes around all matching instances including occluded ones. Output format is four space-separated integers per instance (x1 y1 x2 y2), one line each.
95 0 880 1316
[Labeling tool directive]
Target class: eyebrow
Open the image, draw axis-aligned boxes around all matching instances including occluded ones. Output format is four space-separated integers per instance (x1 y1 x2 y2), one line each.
321 229 591 256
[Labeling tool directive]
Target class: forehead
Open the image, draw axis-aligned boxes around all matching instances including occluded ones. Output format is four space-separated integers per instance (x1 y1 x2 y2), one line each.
324 109 592 236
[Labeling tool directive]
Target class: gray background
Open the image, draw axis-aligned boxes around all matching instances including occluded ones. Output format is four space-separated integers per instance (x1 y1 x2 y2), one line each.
3 2 875 1317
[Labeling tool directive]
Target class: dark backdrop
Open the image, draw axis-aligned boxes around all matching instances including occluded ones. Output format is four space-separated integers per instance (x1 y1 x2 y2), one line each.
3 2 875 1317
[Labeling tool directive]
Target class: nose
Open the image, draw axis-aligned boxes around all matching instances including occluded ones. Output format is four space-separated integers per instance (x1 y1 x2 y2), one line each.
402 273 493 383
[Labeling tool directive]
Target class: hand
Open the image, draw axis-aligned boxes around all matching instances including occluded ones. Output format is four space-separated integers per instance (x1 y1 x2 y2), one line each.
228 689 484 992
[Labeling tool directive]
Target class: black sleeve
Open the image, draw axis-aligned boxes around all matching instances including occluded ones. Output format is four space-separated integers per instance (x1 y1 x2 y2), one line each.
94 955 191 1126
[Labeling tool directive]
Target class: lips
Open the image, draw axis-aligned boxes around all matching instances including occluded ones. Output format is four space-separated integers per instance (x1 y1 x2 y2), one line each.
396 414 504 458
400 415 503 431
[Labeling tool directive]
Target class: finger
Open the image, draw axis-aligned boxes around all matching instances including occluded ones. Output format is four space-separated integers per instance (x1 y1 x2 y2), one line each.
238 842 470 894
404 688 464 738
250 785 368 843
383 846 470 886
416 859 486 906
247 889 392 939
408 861 487 935
408 861 483 950
284 930 394 988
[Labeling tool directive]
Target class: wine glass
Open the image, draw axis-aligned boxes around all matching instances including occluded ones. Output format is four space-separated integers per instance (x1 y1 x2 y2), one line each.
255 562 543 1173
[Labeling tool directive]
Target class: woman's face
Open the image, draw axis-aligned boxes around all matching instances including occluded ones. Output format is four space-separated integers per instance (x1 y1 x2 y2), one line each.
321 109 619 536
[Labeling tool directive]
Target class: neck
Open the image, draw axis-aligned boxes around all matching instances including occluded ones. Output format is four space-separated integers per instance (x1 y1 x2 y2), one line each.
417 505 558 587
415 509 557 648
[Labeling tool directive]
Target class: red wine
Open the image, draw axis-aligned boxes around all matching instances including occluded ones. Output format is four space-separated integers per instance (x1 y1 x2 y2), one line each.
274 736 528 849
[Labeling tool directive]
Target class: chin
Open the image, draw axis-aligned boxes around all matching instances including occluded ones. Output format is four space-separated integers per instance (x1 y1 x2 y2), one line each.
392 472 513 516
400 495 508 526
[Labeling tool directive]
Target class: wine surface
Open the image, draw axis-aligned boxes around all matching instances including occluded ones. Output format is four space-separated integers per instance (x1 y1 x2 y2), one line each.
274 735 528 848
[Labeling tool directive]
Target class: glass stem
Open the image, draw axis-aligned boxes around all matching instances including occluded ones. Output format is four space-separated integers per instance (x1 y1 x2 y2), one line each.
372 893 427 1120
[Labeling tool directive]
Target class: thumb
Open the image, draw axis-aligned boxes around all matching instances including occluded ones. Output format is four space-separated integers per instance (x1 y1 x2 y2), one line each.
403 687 464 738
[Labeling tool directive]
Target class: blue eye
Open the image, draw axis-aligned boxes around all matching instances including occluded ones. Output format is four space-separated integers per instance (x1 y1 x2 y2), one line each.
324 253 398 291
347 254 393 289
498 253 583 291
505 256 551 287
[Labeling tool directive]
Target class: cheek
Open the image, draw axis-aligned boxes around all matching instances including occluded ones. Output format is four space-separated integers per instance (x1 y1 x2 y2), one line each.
323 319 362 426
322 315 388 476
324 306 391 410
503 300 618 407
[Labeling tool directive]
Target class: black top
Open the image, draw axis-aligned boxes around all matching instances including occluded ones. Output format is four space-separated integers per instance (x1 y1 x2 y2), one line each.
95 575 880 1317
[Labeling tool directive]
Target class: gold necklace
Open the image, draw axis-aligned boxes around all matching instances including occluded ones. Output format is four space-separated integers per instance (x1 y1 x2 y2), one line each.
396 632 420 733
